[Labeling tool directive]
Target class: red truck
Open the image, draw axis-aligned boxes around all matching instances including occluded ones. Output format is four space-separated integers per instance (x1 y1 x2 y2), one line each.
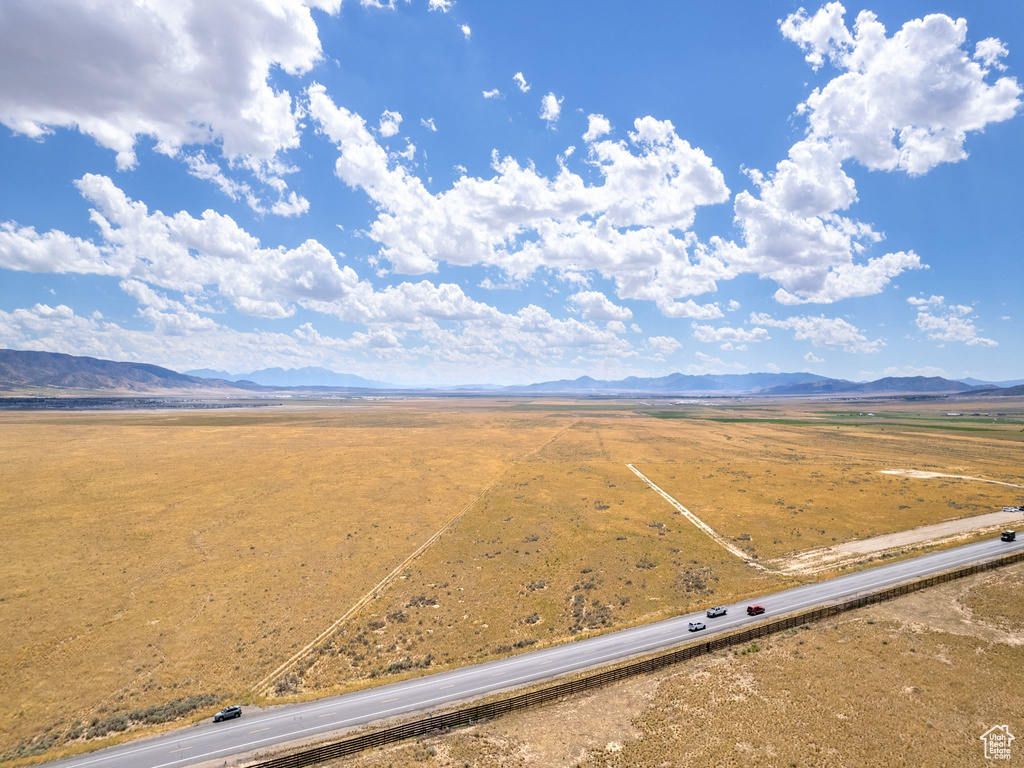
746 604 766 616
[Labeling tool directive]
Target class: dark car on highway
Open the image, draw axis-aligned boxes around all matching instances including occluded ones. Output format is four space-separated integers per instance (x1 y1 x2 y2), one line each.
1002 530 1017 542
746 604 766 616
214 705 242 723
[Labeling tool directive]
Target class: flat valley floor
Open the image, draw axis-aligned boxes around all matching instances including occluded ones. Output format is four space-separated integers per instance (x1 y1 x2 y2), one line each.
1 396 1022 764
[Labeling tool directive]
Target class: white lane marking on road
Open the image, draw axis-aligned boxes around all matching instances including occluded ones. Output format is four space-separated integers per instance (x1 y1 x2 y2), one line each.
70 540 1017 768
65 540 1021 768
77 536 981 766
65 540 1013 768
143 545 1012 768
627 463 774 572
254 420 580 697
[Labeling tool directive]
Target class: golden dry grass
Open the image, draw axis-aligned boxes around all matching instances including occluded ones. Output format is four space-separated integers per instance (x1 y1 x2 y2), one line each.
0 407 569 760
298 419 783 695
0 397 1021 763
631 418 1023 561
288 407 1022 702
329 563 1024 768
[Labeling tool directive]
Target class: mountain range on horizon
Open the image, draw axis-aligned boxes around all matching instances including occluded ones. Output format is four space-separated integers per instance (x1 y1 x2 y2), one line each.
959 376 1024 388
185 366 393 390
0 349 261 393
2 349 1023 398
506 371 832 393
499 372 994 395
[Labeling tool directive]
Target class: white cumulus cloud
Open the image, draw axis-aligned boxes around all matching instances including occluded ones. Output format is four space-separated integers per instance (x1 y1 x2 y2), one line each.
308 86 731 319
568 291 633 322
378 109 403 137
645 335 682 359
583 114 611 142
750 311 884 353
0 0 344 208
907 294 945 308
691 323 769 345
908 295 996 347
724 138 926 304
0 174 655 378
715 5 1020 306
975 37 1009 71
781 4 1021 175
540 92 564 125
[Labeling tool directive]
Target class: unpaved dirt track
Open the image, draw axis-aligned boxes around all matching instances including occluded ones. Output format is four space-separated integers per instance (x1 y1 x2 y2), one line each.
626 463 774 571
775 509 1024 574
879 468 1023 488
47 534 1024 768
252 420 580 697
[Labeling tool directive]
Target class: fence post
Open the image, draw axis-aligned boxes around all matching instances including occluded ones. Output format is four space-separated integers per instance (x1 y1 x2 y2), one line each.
246 550 1021 768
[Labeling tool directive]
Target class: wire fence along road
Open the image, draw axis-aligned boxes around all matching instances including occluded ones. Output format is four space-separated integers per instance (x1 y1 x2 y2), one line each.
48 535 1022 768
246 549 1024 768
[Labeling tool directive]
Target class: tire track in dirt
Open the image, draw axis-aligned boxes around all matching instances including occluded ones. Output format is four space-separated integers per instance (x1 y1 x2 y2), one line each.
251 419 581 698
626 463 776 573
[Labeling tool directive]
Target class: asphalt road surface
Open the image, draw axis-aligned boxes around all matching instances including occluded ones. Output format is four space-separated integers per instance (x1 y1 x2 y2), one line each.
49 533 1023 768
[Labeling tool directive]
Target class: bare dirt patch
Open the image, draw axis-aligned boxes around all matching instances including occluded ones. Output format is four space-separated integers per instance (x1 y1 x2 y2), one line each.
868 564 1024 645
880 468 1023 488
773 509 1024 574
6 397 1023 764
637 420 1023 561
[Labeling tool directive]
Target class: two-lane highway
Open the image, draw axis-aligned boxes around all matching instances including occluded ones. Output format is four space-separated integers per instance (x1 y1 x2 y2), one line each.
49 533 1023 768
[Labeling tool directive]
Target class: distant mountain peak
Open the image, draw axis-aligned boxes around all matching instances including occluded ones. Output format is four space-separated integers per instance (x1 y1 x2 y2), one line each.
0 349 252 393
0 350 393 393
2 349 1011 397
506 371 835 394
183 366 392 389
763 375 983 396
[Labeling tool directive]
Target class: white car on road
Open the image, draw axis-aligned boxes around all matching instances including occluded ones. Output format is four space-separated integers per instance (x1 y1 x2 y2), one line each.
688 621 706 632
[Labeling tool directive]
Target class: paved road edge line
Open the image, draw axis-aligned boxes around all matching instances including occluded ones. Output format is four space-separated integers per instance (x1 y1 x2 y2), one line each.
243 548 1024 768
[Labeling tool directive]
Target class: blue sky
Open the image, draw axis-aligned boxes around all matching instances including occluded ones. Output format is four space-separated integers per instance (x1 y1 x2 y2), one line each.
0 0 1021 385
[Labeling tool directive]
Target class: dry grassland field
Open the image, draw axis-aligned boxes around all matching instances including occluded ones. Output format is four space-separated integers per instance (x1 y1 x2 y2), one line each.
334 561 1024 768
0 397 1022 763
634 420 1021 562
